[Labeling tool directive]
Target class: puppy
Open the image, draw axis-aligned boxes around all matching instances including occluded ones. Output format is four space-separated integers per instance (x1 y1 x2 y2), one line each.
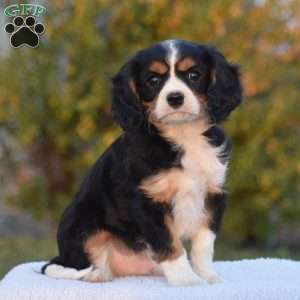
42 39 243 286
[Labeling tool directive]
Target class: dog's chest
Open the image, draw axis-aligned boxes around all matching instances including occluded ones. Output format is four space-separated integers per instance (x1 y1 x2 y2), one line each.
164 123 227 238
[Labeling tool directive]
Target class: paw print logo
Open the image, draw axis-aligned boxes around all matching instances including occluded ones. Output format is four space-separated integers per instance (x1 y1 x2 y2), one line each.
5 16 45 48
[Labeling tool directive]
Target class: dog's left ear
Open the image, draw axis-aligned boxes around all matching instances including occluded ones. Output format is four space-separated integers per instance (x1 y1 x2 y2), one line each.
206 48 243 123
111 59 145 131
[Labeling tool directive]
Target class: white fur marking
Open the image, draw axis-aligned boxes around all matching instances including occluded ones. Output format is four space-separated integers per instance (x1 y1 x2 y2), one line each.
44 264 93 280
191 228 223 284
44 242 113 282
154 41 202 123
161 120 227 238
168 41 178 72
160 249 205 286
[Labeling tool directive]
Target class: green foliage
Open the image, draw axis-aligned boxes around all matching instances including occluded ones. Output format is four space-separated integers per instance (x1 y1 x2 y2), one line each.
0 237 56 279
0 0 299 242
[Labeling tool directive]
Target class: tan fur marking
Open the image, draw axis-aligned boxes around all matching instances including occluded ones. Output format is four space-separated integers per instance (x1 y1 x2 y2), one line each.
149 61 168 74
84 231 111 266
143 100 155 113
85 231 161 278
154 215 184 263
164 215 184 261
139 169 180 204
177 57 196 72
129 79 137 95
110 239 158 276
84 231 113 282
197 94 209 103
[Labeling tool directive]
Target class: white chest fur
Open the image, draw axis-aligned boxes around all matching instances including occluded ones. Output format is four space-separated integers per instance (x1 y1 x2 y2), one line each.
161 120 227 239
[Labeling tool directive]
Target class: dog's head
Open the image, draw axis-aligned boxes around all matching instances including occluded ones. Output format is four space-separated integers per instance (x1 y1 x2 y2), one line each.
112 40 243 131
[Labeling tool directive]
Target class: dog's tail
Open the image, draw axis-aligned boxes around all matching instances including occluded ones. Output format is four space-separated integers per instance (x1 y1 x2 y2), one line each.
41 257 92 280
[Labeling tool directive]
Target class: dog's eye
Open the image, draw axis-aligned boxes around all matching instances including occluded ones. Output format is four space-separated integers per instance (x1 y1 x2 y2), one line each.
187 71 201 82
146 75 161 87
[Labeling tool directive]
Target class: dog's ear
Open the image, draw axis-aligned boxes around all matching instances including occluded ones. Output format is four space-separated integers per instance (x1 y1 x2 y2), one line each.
111 60 144 131
206 48 243 123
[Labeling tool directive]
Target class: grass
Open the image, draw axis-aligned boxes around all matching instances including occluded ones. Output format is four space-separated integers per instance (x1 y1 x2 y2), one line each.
1 236 300 279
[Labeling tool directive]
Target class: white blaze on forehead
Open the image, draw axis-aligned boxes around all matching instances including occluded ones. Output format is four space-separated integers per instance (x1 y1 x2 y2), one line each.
167 40 178 74
154 40 202 123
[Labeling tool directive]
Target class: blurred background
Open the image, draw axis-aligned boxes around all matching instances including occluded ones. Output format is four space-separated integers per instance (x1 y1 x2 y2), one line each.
0 0 299 278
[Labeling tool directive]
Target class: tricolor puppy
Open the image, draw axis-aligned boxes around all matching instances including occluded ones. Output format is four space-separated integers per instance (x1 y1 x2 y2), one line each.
42 40 243 286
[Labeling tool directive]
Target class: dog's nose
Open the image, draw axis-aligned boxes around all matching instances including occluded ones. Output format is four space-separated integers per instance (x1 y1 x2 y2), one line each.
167 92 184 108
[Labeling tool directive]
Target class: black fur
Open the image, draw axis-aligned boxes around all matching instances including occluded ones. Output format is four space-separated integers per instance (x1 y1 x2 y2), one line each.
203 126 232 164
111 63 144 131
43 130 182 270
204 126 231 232
43 40 242 274
111 44 169 131
205 192 228 233
206 49 243 123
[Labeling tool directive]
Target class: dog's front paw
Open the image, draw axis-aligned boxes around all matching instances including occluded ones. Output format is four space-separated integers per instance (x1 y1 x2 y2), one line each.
195 269 223 284
167 270 206 286
161 250 207 286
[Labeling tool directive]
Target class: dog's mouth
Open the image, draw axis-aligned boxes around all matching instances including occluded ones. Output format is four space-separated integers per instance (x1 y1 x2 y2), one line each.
156 111 200 124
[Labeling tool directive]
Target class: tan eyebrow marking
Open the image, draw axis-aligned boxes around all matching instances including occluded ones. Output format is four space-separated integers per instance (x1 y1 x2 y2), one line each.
148 61 168 74
197 94 209 103
143 101 155 111
177 57 196 71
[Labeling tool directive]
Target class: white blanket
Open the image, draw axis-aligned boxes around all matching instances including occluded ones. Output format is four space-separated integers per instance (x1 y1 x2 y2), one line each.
1 259 300 300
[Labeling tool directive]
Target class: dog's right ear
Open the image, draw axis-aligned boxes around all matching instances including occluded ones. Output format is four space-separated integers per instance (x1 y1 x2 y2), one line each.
206 48 243 123
111 60 144 131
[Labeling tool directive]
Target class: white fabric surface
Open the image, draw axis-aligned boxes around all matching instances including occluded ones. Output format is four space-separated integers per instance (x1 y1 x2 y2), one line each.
1 259 300 300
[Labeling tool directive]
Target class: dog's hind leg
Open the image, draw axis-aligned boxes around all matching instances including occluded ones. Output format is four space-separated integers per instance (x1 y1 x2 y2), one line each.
43 258 113 282
81 247 113 282
43 230 114 282
82 230 114 282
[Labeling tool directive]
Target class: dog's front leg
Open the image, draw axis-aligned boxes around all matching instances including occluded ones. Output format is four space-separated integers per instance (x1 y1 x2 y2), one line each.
190 226 222 284
190 192 227 284
155 216 205 286
138 209 204 286
160 248 205 286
